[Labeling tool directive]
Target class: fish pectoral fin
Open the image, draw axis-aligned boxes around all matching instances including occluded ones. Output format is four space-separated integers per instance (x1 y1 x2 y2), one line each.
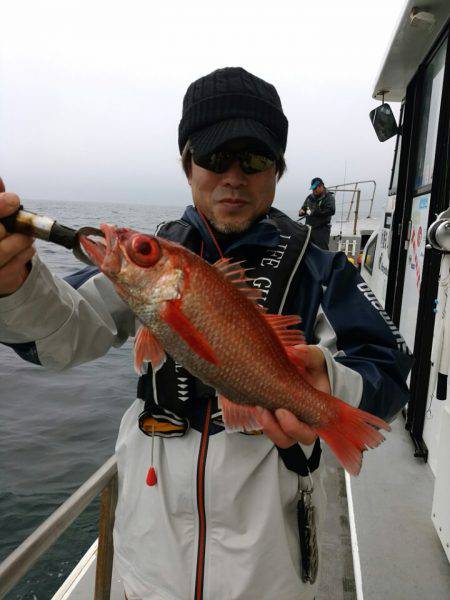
134 325 166 374
219 394 262 432
161 300 219 365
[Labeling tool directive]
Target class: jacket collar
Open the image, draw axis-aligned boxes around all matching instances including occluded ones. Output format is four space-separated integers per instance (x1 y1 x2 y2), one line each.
180 205 281 262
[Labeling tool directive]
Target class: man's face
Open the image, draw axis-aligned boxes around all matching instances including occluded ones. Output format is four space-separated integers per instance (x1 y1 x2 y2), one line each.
312 183 324 197
188 146 277 234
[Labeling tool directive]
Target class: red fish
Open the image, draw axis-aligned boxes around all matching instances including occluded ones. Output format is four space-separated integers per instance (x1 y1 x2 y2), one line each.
81 225 390 476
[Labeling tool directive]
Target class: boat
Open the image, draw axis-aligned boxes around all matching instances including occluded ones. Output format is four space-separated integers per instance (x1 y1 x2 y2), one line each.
327 179 379 264
1 1 450 598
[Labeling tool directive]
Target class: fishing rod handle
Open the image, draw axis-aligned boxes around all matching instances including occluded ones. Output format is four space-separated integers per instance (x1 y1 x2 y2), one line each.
0 206 78 250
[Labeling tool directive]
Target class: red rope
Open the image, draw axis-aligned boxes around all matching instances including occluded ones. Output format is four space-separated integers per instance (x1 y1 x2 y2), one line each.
197 210 224 259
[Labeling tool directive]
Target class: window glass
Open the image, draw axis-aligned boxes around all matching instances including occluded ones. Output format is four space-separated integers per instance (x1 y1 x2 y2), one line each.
414 40 447 190
364 235 377 275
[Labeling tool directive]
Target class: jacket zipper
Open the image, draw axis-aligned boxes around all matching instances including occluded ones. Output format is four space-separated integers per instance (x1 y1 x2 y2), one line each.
194 399 212 600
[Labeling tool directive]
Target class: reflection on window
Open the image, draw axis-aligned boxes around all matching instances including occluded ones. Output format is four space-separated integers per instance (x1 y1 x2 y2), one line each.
414 40 447 190
364 235 377 275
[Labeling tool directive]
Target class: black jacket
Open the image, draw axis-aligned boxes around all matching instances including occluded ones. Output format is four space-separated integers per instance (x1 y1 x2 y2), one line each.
302 190 335 229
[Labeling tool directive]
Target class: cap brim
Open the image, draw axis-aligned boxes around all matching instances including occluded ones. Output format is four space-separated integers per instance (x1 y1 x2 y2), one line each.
190 118 283 159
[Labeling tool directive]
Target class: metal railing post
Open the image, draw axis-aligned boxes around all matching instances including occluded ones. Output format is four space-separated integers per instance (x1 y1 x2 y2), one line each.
94 472 118 600
353 190 361 235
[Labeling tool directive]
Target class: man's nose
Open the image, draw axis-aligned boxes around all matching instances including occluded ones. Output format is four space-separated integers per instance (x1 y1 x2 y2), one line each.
221 160 247 186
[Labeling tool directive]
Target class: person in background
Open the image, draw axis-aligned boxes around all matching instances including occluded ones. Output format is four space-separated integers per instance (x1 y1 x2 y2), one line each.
299 177 335 249
0 67 411 600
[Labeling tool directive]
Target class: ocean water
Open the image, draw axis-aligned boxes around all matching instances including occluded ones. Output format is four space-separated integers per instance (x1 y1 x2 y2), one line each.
0 200 185 599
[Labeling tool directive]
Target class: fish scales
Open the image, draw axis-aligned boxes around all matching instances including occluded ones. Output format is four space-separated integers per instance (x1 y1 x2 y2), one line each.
80 224 391 476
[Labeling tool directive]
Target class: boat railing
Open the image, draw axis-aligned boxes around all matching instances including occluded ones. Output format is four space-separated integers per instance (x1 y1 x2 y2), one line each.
0 455 118 600
328 180 377 230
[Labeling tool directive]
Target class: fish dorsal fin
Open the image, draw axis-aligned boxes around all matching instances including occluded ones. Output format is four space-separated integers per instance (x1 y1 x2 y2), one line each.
134 325 166 374
213 257 246 276
213 257 263 303
263 314 305 347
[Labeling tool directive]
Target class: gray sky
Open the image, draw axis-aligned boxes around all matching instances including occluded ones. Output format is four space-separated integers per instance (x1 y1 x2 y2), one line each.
1 0 405 214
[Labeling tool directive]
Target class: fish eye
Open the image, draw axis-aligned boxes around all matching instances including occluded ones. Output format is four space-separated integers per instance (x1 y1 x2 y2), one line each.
136 240 152 255
127 235 160 268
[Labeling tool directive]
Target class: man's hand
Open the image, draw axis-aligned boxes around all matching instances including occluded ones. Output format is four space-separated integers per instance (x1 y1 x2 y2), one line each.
0 191 35 295
257 345 331 449
298 208 306 217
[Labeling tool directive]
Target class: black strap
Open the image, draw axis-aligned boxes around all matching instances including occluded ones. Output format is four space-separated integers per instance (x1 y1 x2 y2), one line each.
277 438 322 476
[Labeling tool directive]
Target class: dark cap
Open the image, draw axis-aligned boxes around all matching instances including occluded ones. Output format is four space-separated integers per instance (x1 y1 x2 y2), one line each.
178 67 288 159
310 177 324 190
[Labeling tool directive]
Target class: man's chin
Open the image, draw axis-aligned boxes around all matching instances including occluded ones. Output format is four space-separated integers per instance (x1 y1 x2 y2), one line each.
208 215 254 234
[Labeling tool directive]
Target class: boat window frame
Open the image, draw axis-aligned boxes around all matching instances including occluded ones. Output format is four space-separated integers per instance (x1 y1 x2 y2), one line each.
411 38 448 194
363 234 377 276
388 103 405 196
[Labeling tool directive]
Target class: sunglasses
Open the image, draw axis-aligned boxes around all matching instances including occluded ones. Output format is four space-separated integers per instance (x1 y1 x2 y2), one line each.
192 148 275 175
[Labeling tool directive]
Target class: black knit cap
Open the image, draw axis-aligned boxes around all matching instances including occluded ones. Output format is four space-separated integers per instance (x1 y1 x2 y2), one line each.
178 67 288 159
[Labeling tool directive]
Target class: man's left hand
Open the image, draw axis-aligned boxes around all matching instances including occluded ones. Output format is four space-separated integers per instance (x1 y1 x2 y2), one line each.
257 345 331 449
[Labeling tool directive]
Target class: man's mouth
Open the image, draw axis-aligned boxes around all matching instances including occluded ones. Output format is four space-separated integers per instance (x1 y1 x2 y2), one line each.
218 198 248 207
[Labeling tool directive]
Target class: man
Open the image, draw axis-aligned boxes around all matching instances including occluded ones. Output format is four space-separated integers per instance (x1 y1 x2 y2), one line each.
0 67 411 599
299 177 335 249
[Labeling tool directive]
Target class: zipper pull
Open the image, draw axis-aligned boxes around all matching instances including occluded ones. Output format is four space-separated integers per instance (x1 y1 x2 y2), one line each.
146 424 158 486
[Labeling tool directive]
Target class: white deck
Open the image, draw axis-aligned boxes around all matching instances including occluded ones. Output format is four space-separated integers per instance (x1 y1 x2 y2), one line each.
350 415 450 599
51 540 123 600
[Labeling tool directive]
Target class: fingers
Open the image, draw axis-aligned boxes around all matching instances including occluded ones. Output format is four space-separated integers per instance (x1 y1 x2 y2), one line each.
257 407 317 449
257 407 297 448
0 191 35 294
274 409 317 445
0 193 22 242
0 233 34 268
0 244 35 295
0 192 20 220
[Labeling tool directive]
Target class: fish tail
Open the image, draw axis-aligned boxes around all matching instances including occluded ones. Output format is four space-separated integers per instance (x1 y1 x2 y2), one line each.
314 395 390 476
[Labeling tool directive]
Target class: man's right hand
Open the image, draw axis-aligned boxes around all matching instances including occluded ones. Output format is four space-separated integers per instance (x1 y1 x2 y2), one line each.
298 208 306 217
0 193 35 295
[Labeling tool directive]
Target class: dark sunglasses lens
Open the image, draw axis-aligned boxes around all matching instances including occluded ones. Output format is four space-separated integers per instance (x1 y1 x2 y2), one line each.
194 149 275 174
194 151 234 173
239 152 274 174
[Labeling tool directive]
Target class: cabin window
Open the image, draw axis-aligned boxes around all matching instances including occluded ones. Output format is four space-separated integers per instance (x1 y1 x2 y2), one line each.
364 234 377 275
413 40 447 191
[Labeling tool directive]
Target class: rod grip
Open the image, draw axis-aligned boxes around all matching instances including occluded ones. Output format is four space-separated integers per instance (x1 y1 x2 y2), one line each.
0 205 23 233
48 222 78 250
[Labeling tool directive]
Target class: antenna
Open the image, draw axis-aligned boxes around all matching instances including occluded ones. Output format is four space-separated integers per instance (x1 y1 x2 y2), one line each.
339 161 347 241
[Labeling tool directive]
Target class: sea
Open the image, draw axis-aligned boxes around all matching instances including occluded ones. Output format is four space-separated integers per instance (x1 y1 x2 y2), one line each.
0 200 187 599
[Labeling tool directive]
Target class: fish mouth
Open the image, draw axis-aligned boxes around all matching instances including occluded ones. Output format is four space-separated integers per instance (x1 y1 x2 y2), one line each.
79 224 117 270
